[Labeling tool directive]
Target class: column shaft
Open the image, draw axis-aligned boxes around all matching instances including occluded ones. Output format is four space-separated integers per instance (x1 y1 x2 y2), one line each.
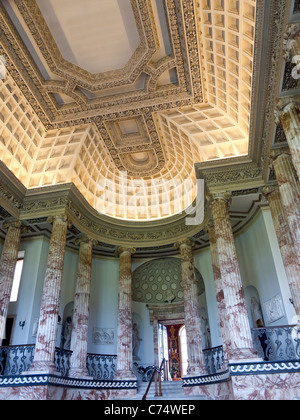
210 193 256 361
69 237 96 379
115 247 136 381
207 222 231 362
0 221 23 343
30 215 70 374
175 239 205 376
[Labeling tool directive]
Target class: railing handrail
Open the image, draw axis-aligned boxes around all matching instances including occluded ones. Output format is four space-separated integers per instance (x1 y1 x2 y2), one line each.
251 324 298 330
142 358 165 401
0 344 118 359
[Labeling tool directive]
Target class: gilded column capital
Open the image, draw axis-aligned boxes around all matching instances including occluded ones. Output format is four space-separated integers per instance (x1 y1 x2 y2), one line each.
2 219 27 233
174 238 193 250
262 185 279 198
207 191 232 208
47 214 72 228
275 97 300 124
75 235 98 247
117 246 136 257
283 23 300 61
269 147 291 166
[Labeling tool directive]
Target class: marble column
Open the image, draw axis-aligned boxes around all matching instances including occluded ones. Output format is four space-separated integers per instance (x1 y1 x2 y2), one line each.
276 98 300 181
209 192 256 361
30 215 71 374
153 319 159 367
115 247 136 381
263 185 300 315
270 149 300 261
174 239 206 376
0 220 24 344
206 221 231 363
69 236 97 379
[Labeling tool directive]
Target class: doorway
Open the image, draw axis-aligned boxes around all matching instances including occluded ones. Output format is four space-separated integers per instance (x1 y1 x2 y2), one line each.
158 321 188 380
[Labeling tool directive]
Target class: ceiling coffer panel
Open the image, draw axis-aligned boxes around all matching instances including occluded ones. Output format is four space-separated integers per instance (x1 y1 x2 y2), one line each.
0 0 258 221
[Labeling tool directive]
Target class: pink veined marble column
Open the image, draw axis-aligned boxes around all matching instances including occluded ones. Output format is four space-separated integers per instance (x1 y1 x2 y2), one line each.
174 239 206 376
271 149 300 262
276 99 300 181
153 319 159 367
209 192 256 361
30 215 71 375
115 247 136 381
69 236 97 379
206 221 231 364
263 185 300 315
0 220 24 344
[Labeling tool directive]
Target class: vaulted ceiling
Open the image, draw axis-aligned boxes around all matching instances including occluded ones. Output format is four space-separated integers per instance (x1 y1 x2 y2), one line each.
0 0 289 223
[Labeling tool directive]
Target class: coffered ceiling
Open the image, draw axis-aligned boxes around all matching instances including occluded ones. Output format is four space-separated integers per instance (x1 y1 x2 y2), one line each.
0 0 285 222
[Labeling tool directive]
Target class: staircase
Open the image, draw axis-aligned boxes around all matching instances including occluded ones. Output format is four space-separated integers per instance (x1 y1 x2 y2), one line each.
133 380 206 400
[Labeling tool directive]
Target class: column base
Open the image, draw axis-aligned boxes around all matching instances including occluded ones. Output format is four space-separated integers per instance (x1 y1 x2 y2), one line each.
24 361 61 376
114 370 137 381
68 367 93 380
229 347 261 364
186 364 207 377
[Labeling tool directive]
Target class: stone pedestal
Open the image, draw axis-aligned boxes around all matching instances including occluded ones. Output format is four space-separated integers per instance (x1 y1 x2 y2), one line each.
29 215 71 375
114 247 137 381
0 220 24 344
209 192 256 361
69 236 97 379
175 239 206 376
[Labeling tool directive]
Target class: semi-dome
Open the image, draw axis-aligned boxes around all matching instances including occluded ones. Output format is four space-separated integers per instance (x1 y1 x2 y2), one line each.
132 257 205 304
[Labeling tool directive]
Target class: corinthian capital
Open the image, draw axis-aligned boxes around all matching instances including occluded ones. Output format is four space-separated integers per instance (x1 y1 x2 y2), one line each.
283 23 300 61
207 191 232 208
262 185 278 198
117 247 136 257
2 219 27 233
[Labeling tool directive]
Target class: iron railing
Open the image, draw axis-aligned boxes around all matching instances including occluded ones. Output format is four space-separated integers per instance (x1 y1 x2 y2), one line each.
1 325 299 379
251 324 300 362
203 345 224 374
0 345 117 379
